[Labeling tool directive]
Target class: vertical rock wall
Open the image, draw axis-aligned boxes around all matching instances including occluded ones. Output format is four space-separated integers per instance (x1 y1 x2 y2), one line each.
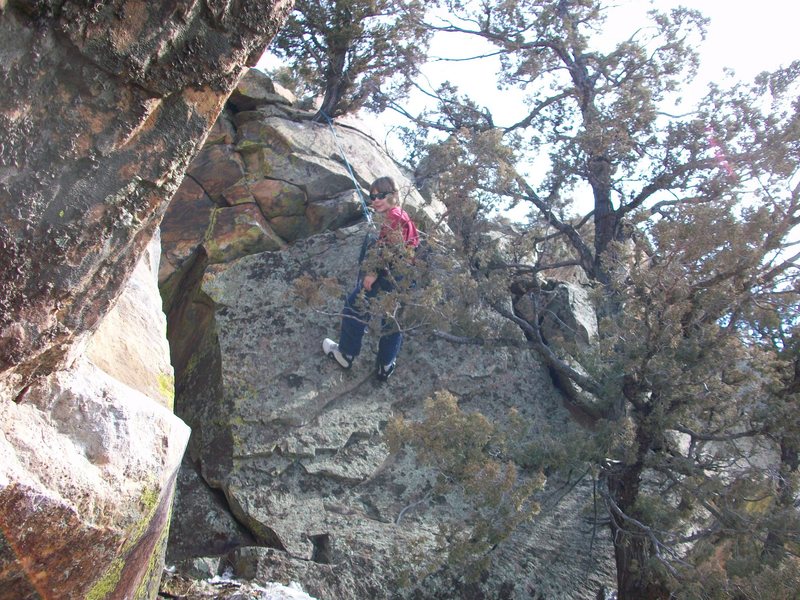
0 237 191 600
0 1 293 598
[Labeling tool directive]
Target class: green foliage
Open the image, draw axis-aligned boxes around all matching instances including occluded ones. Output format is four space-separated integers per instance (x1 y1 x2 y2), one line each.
387 391 544 577
269 0 431 119
291 227 493 341
678 537 800 600
392 1 800 597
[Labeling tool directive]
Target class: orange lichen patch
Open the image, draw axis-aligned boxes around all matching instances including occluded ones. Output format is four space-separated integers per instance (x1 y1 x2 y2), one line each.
109 2 150 53
2 105 30 121
55 83 75 105
118 161 143 182
118 98 163 149
85 203 109 223
72 112 107 155
77 105 111 136
72 132 95 156
182 86 229 125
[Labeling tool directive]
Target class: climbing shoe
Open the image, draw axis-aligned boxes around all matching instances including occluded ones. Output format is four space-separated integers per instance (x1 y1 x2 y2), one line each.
376 361 395 382
323 338 353 369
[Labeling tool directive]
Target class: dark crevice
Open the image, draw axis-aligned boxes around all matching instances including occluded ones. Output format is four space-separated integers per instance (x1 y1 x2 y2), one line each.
13 384 31 404
162 245 290 557
183 173 213 206
309 533 332 564
166 456 256 563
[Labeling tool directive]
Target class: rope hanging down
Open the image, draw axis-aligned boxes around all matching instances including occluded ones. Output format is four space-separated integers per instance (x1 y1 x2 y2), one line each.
320 111 374 228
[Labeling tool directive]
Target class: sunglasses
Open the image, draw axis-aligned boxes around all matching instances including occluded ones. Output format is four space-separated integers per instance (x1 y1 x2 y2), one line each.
369 191 393 201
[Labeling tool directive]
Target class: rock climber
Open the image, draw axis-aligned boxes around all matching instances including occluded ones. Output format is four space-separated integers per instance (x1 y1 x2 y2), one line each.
323 176 420 381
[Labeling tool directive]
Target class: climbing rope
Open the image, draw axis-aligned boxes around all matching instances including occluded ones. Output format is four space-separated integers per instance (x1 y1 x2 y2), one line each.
319 111 375 228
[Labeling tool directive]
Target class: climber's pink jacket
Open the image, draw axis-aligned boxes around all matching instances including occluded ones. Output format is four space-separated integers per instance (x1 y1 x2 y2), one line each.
380 206 419 248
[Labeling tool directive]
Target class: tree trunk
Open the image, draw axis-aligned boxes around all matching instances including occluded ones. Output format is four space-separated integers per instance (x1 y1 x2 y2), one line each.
603 405 673 600
605 460 672 600
313 49 348 121
587 154 619 287
764 354 800 563
763 437 799 564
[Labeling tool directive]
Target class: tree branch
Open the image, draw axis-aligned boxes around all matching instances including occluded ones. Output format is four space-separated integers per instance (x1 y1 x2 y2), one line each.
500 170 597 278
490 300 605 399
674 424 761 442
504 90 574 133
600 487 692 578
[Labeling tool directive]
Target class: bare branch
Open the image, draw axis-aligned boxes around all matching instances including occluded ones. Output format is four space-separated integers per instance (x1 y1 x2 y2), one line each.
428 50 507 63
630 159 717 216
490 300 605 399
674 424 762 442
504 90 574 133
600 488 692 578
499 172 596 277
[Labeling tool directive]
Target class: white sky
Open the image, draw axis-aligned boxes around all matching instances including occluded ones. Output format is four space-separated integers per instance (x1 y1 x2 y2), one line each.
259 1 800 128
258 1 800 210
406 0 800 126
611 1 799 89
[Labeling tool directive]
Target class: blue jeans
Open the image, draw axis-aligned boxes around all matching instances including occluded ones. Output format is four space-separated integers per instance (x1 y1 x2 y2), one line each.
338 275 403 367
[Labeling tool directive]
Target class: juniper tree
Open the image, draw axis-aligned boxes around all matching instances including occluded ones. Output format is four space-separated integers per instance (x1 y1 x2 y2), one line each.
388 1 800 597
268 0 431 121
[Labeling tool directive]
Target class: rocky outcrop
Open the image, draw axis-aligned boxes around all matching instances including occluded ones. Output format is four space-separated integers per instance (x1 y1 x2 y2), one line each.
515 280 598 351
0 0 292 395
86 230 175 409
168 224 615 599
1 237 189 600
159 69 445 301
513 280 604 421
162 75 615 598
0 359 189 600
1 3 291 599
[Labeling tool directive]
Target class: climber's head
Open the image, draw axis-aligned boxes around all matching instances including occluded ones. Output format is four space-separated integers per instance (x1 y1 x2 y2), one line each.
368 176 398 212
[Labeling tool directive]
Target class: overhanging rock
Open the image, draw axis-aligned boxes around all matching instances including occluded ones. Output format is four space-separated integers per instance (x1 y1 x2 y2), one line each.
0 1 293 395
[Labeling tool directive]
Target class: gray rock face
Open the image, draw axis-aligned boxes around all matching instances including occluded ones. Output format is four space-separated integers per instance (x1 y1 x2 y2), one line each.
515 281 604 420
168 224 615 598
539 282 599 347
1 8 292 597
161 71 615 598
229 68 297 111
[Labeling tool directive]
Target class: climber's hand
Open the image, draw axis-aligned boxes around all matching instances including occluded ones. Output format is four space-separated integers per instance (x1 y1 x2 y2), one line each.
363 273 377 291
